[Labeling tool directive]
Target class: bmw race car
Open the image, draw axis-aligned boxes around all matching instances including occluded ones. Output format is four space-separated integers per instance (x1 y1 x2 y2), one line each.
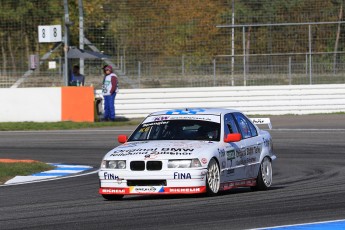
99 108 276 200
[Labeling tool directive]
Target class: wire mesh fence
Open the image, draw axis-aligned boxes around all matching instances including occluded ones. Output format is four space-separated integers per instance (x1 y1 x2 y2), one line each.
0 0 344 88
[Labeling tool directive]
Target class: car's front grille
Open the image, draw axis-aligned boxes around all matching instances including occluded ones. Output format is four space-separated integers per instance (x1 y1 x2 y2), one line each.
147 161 162 171
130 161 162 171
127 180 167 186
130 161 145 171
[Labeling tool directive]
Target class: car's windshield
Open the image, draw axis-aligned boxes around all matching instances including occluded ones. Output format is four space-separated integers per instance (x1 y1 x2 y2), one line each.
128 120 220 141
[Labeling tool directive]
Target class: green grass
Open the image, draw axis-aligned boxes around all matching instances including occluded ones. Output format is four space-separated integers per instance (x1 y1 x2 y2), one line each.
0 162 55 184
0 119 142 131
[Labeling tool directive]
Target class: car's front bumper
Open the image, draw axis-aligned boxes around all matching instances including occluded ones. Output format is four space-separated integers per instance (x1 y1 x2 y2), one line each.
99 168 207 195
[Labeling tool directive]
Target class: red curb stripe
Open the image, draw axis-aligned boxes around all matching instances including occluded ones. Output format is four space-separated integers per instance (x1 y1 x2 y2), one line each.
0 159 39 163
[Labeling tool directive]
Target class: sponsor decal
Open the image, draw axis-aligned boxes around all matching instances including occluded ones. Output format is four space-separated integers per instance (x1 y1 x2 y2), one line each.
153 116 170 121
111 147 195 157
117 142 145 148
236 157 256 165
218 148 225 158
167 187 206 193
173 172 192 179
227 169 235 174
100 187 206 194
236 148 246 158
201 158 208 164
226 149 235 160
129 186 165 193
103 172 119 180
100 188 127 194
142 120 169 127
246 145 262 155
144 150 159 160
131 186 158 193
251 118 266 124
220 179 256 191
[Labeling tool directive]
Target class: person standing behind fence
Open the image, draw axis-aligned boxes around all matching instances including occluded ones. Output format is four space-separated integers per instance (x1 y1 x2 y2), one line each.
70 65 85 86
102 65 118 121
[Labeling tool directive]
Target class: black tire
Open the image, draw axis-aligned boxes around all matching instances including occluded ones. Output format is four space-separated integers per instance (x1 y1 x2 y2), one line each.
252 157 272 191
206 158 220 196
102 194 124 200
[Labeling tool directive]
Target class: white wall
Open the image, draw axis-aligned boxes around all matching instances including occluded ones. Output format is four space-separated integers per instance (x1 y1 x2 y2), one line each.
1 84 344 122
0 88 61 122
95 84 345 118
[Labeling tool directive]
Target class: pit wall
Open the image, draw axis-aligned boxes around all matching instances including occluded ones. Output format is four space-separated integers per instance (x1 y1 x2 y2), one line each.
0 84 344 122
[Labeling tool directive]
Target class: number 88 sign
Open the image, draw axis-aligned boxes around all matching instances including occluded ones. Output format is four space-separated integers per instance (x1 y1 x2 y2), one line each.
38 25 62 43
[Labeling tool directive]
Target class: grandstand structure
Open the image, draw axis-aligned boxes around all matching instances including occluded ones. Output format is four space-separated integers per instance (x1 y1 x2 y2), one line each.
0 0 344 88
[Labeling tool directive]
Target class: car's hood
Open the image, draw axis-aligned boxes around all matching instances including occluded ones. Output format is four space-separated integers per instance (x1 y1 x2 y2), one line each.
103 140 219 160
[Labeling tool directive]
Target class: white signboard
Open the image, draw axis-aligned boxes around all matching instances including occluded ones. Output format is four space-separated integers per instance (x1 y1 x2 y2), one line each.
48 61 57 69
38 25 62 43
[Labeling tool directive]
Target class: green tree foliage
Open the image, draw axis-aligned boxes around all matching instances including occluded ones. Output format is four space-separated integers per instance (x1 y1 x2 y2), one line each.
0 0 344 72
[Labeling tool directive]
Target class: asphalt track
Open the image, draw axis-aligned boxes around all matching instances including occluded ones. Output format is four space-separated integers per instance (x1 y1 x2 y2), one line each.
0 114 344 230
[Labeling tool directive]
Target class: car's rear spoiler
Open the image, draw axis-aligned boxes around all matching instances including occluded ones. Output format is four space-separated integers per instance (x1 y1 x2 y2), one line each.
250 118 272 129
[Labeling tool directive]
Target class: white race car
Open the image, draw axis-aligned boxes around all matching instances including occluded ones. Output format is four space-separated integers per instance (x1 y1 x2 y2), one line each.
99 108 276 200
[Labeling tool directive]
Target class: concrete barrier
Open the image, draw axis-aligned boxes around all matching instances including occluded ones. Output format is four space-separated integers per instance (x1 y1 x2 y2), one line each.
0 87 94 122
0 84 344 122
94 84 345 118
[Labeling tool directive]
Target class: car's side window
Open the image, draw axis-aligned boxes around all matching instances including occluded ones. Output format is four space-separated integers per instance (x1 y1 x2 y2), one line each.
224 113 239 136
233 113 259 138
234 113 253 139
247 119 258 137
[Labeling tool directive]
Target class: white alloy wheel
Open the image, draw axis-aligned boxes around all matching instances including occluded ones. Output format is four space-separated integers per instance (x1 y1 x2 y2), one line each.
254 157 272 190
206 158 220 195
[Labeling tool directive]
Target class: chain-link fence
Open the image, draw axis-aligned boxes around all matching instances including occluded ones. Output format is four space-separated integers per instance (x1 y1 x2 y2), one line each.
0 0 344 88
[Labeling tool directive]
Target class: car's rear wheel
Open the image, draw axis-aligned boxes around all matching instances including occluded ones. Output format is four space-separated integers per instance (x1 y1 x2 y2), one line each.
252 157 272 191
102 194 124 200
206 158 220 195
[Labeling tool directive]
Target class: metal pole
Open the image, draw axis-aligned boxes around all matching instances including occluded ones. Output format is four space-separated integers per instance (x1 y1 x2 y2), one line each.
243 26 246 86
305 54 308 77
138 61 141 88
63 0 70 86
213 59 216 86
309 24 312 84
231 0 235 86
78 0 85 75
288 56 292 85
182 55 185 76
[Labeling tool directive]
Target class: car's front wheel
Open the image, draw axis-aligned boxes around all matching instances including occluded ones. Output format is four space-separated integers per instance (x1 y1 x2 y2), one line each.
252 157 272 191
102 194 124 200
206 158 220 195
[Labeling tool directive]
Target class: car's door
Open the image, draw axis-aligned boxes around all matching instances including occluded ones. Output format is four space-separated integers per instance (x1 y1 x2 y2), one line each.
223 113 248 182
233 112 263 179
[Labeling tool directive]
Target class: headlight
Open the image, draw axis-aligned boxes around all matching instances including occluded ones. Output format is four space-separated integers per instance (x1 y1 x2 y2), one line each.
101 160 126 169
168 159 202 168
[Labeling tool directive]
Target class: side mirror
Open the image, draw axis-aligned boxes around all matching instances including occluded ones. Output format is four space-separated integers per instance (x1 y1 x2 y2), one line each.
118 135 128 143
224 133 242 143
